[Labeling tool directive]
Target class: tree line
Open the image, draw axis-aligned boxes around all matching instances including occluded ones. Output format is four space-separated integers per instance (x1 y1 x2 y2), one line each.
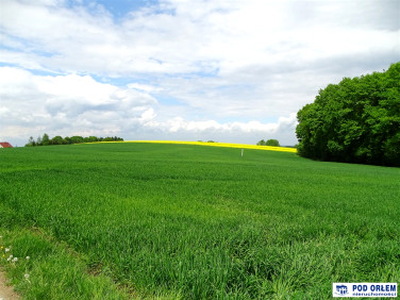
296 62 400 167
25 134 124 147
257 139 280 147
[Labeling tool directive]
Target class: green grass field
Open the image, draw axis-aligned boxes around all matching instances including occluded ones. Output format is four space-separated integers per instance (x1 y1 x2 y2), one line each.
0 143 399 299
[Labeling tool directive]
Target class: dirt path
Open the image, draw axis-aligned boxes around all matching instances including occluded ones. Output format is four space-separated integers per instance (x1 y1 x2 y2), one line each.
0 271 20 300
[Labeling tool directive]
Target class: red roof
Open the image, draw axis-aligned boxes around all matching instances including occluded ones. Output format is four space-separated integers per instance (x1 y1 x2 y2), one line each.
0 142 13 148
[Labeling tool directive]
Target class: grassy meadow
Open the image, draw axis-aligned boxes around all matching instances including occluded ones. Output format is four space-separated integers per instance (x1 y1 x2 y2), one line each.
0 142 399 299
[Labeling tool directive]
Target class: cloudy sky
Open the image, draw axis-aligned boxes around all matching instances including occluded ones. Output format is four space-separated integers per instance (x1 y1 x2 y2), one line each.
1 0 399 146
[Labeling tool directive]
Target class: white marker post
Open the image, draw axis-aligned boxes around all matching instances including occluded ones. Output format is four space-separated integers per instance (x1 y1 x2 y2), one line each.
241 149 244 157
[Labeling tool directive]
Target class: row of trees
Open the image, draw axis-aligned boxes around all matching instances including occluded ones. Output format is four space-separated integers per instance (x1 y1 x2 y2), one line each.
296 62 400 167
25 134 124 147
257 139 280 147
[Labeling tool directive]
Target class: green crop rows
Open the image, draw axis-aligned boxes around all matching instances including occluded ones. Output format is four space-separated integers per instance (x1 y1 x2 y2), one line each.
0 143 399 299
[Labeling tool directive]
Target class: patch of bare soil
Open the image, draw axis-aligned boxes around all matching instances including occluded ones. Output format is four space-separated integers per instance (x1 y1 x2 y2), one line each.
0 271 20 300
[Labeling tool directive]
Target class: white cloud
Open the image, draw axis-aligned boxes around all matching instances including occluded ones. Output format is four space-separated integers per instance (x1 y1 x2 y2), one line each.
139 110 297 141
139 108 157 124
0 67 298 146
0 67 157 141
0 0 398 146
3 0 397 77
128 83 162 93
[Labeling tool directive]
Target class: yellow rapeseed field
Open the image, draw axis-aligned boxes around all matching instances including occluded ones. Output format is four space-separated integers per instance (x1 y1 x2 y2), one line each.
96 140 297 153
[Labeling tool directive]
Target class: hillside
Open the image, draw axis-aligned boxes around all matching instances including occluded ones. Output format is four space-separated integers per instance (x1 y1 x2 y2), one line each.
0 142 399 299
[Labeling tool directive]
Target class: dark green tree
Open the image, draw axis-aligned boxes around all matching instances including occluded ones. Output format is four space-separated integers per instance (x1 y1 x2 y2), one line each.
296 62 400 166
88 136 98 142
25 134 124 147
265 139 280 147
70 136 84 144
257 139 266 146
42 133 50 146
50 136 65 145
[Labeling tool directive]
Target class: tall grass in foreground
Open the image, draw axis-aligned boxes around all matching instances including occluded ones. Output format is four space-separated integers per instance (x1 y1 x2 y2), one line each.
0 143 399 299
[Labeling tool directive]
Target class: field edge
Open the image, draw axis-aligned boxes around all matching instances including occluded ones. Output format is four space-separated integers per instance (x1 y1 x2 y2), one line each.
82 140 298 153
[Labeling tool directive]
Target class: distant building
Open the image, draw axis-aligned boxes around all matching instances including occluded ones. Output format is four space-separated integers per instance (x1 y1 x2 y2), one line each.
0 142 13 148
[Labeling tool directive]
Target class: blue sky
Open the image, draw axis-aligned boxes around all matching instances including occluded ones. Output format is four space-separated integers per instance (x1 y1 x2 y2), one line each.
1 0 399 146
91 0 158 17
